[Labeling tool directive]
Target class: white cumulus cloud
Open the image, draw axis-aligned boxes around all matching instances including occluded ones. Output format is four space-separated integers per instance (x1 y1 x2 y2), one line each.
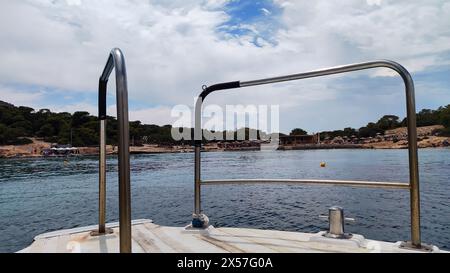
0 0 449 132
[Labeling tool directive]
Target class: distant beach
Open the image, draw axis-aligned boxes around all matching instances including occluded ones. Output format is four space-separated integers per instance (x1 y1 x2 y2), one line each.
0 125 448 159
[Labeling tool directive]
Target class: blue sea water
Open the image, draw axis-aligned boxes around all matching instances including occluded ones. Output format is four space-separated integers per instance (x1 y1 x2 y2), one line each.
0 148 449 252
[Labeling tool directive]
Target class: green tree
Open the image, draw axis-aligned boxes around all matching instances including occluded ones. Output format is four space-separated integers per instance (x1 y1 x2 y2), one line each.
376 115 400 130
37 123 55 138
10 120 33 136
439 105 450 127
72 111 91 127
0 124 8 144
290 128 307 135
416 109 440 126
438 105 450 136
18 106 35 121
46 116 69 136
343 127 357 137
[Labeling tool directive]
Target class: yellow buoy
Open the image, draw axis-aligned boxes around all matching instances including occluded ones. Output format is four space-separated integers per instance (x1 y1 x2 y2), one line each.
320 162 326 167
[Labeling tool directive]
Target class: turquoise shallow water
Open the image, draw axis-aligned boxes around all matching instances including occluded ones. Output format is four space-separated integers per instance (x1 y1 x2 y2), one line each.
0 148 449 252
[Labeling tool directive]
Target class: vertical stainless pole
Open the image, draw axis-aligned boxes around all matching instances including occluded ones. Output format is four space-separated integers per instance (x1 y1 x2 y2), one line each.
194 96 202 215
194 146 201 214
404 73 421 248
99 119 107 233
114 51 132 253
98 48 132 252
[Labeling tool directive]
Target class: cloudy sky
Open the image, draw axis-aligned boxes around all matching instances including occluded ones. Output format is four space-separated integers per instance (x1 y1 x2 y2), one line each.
1 0 449 133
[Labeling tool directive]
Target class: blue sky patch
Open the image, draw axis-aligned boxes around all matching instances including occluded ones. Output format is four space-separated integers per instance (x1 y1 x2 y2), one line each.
217 0 283 46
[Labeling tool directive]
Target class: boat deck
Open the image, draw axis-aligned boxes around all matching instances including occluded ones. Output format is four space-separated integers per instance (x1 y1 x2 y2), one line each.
19 219 444 253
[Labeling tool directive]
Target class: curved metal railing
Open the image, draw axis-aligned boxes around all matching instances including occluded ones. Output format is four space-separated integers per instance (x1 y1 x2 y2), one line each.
97 48 132 253
193 60 422 248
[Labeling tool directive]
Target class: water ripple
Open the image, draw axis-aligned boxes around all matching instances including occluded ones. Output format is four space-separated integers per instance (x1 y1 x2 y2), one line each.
0 149 449 252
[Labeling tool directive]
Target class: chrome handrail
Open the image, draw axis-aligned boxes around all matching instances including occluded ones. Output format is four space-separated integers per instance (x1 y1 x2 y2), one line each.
193 60 422 248
97 48 132 253
201 179 410 189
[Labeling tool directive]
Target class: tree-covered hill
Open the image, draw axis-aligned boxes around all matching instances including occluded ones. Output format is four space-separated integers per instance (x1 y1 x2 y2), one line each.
317 106 450 141
0 101 266 146
0 101 176 146
0 100 449 146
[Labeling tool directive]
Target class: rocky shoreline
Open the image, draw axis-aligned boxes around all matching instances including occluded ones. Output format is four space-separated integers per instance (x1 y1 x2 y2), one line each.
1 136 449 159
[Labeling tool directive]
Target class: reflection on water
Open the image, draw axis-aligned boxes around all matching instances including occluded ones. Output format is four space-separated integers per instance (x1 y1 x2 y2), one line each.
0 149 449 252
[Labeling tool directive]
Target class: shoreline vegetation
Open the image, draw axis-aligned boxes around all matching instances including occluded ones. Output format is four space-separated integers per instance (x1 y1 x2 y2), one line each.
1 100 449 158
1 125 448 159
